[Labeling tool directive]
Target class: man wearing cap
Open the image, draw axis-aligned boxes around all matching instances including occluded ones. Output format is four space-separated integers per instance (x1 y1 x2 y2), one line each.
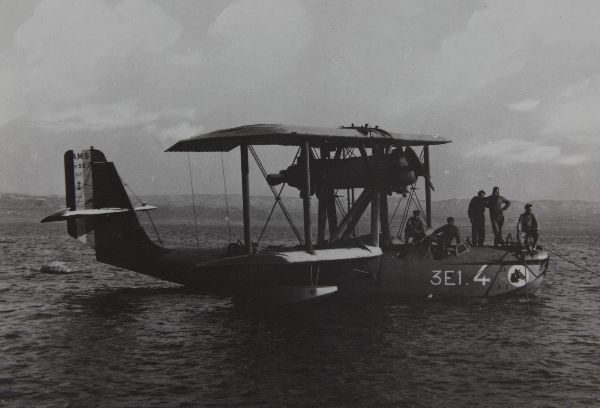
468 190 487 246
431 217 462 246
427 217 463 258
485 186 511 246
405 210 425 244
517 204 539 251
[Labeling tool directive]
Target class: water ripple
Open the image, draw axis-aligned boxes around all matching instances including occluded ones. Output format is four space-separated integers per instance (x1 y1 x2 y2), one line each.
1 222 600 407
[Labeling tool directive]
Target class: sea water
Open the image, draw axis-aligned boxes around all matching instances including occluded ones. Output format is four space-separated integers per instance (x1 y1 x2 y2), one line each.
1 221 599 407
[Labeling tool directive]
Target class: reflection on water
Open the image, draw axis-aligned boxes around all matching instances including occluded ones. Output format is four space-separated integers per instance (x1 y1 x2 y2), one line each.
1 222 600 407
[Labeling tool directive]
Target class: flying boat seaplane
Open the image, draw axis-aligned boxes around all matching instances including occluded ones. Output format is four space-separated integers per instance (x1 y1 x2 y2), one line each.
42 124 548 304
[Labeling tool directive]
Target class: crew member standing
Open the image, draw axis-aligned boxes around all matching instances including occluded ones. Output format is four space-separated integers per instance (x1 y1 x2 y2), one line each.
517 203 539 251
468 190 487 246
485 186 511 246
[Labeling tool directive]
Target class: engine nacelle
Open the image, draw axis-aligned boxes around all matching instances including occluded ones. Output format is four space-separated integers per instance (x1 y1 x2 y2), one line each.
267 147 425 194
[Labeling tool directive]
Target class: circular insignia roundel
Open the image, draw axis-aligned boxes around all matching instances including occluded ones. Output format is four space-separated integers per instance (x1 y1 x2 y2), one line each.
507 265 529 287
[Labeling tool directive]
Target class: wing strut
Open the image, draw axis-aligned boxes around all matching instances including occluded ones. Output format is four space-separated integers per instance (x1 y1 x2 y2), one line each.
241 144 252 255
302 140 313 254
424 145 432 228
330 189 374 243
370 145 381 247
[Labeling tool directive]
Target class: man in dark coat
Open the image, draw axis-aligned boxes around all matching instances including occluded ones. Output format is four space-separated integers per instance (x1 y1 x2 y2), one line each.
517 203 539 251
485 186 511 246
405 210 425 244
468 190 486 246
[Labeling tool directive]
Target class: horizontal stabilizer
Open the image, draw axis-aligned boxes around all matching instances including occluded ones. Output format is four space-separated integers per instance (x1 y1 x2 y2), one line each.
41 205 157 223
41 207 129 223
134 204 158 212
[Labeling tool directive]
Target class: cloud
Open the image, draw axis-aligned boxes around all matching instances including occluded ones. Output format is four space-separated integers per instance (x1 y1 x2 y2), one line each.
204 0 309 89
465 138 587 166
507 99 540 112
16 0 180 63
1 0 312 134
557 154 587 166
8 0 182 129
2 1 600 200
542 76 600 136
434 12 527 101
157 122 204 144
207 0 308 59
0 59 21 128
400 1 600 109
34 101 195 131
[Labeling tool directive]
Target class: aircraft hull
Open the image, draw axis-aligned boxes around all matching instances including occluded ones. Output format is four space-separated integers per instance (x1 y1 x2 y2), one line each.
154 249 373 293
139 244 548 301
339 245 549 298
44 145 548 304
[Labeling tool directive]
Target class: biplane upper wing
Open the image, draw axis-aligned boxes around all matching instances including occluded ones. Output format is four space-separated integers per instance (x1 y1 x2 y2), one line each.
166 124 450 152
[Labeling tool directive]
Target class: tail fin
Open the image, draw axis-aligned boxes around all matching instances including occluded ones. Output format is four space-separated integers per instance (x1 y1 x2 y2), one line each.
66 148 110 246
43 148 166 272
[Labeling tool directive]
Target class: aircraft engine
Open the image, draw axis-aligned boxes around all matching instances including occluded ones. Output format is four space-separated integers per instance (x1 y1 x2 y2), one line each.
266 147 425 194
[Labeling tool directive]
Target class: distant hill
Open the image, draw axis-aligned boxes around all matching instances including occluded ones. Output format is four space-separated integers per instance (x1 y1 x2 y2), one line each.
141 194 600 225
0 193 65 220
431 198 600 222
2 192 599 226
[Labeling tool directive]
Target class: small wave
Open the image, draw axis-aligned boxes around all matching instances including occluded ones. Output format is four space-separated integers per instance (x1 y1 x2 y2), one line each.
40 261 71 274
3 331 21 339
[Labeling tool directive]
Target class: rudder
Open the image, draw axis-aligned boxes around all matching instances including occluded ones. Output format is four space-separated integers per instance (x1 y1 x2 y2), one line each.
44 148 166 273
65 148 108 246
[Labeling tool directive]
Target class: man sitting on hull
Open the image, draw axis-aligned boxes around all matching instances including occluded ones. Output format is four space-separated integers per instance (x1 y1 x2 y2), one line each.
517 203 539 252
404 210 426 244
425 217 463 258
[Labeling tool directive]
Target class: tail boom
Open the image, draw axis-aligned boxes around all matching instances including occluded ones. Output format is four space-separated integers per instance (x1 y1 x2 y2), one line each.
43 148 168 276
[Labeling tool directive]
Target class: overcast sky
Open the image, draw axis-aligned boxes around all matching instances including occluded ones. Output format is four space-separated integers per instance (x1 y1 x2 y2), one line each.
1 0 599 202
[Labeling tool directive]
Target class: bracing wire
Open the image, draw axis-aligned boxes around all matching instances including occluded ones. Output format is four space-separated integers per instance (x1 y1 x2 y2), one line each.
413 192 427 221
249 146 304 246
397 187 416 238
123 181 163 245
546 247 600 278
220 152 232 244
123 181 143 204
388 196 404 228
257 182 286 245
187 152 200 250
334 190 347 218
394 147 429 237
